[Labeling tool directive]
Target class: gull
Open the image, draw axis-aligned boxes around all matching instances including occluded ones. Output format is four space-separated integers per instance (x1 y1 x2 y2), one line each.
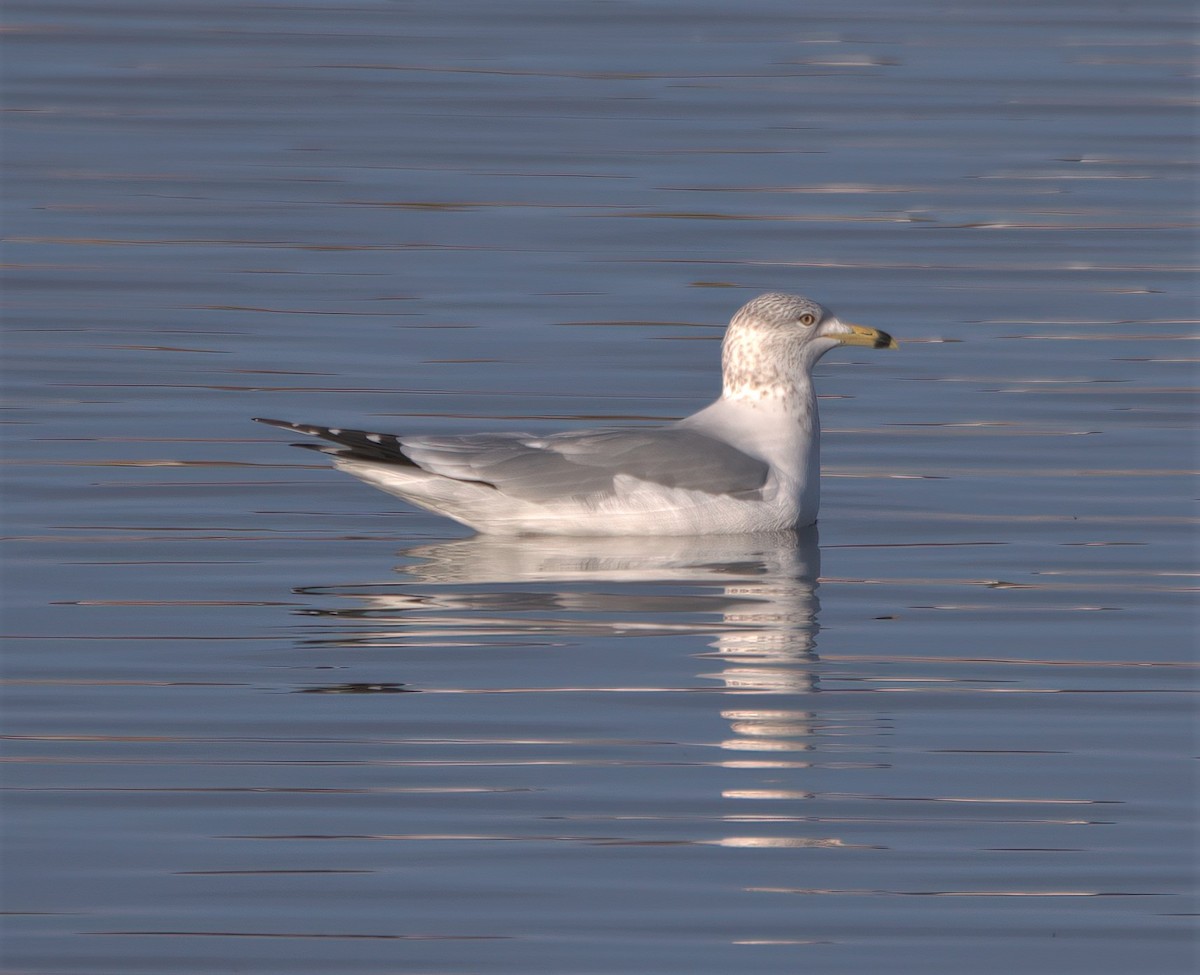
255 292 896 536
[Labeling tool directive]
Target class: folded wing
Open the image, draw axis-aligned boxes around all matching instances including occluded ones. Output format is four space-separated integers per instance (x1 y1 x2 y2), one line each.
256 418 769 503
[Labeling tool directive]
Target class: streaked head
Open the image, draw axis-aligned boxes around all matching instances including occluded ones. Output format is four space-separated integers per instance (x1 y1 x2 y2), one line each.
722 292 897 400
730 292 896 350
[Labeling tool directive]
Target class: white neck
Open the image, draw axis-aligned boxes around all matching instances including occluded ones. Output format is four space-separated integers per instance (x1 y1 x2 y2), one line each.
683 376 819 479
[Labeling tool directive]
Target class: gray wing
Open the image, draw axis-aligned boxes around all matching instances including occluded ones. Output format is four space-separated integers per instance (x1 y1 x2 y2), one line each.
400 428 769 502
254 418 769 502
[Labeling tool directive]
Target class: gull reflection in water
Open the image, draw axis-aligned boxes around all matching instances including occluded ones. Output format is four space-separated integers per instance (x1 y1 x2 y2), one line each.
296 528 823 760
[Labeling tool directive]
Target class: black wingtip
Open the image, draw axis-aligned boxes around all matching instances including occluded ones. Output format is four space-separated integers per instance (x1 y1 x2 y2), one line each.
253 417 327 437
255 417 417 466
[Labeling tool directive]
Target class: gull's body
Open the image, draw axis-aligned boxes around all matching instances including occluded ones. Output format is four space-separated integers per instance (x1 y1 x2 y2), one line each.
256 293 895 536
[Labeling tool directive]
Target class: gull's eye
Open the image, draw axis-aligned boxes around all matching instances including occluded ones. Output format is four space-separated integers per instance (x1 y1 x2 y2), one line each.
798 313 816 327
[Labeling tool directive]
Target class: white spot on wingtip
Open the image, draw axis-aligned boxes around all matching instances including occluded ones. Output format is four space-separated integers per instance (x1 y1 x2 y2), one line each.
366 433 383 443
327 428 342 435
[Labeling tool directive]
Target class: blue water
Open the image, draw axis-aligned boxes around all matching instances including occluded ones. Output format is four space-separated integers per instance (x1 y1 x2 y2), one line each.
3 1 1196 972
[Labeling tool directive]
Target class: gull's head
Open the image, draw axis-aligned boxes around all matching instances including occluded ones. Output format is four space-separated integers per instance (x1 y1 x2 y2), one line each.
721 292 896 402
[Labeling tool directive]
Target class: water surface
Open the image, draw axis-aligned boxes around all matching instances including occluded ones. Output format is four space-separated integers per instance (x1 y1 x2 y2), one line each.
3 1 1196 973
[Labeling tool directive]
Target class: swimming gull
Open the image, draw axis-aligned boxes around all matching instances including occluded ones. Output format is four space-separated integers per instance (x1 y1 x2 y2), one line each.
255 292 896 535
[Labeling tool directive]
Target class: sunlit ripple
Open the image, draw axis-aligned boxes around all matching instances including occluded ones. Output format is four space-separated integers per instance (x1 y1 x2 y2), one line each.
722 791 1115 805
709 837 871 849
747 887 1160 897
